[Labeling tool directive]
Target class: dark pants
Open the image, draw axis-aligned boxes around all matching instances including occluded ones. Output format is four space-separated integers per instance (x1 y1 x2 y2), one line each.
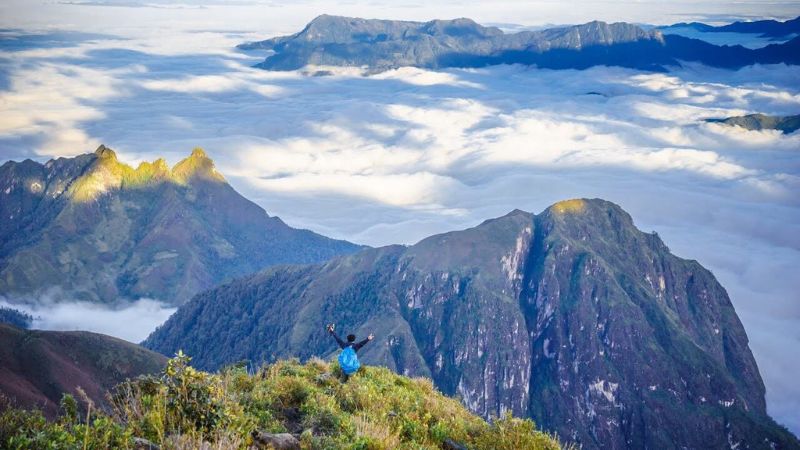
341 371 355 382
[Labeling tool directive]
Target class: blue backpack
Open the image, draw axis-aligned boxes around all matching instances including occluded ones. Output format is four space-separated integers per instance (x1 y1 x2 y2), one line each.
338 346 360 375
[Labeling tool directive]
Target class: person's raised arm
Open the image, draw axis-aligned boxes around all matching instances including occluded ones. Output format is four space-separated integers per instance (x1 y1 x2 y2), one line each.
354 333 374 351
327 323 346 349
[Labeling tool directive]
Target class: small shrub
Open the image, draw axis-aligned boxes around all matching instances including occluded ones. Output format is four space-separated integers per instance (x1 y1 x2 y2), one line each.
60 393 79 425
162 350 226 435
274 376 312 408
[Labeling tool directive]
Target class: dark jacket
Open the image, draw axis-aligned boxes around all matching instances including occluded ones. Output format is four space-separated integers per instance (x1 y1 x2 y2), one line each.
329 330 369 353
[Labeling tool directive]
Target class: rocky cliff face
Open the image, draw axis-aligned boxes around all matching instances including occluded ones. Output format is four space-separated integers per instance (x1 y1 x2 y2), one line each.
0 146 361 306
144 199 798 448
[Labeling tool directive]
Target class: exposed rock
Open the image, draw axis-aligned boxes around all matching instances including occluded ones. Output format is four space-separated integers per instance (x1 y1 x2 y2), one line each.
251 431 300 450
314 372 333 384
132 437 160 450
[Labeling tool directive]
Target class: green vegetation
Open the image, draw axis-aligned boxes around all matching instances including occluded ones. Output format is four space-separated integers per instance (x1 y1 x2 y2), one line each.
0 353 562 449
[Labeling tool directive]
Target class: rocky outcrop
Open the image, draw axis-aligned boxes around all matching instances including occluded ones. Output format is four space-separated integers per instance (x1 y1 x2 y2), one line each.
251 431 300 450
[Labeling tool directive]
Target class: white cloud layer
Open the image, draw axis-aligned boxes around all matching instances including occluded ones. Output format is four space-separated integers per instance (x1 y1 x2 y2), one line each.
0 0 799 436
0 299 177 343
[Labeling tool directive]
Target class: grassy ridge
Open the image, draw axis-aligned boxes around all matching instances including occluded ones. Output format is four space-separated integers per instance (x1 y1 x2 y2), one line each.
0 353 563 449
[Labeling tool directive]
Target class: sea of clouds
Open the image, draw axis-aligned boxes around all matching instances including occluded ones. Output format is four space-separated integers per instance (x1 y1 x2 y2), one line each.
1 0 799 435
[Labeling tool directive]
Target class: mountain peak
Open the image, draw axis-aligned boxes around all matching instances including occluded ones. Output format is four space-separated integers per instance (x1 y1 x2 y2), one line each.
190 147 208 159
308 13 342 23
503 208 531 217
68 147 225 202
94 144 117 160
153 158 169 171
550 198 587 215
70 145 128 202
172 147 224 184
546 198 628 216
303 14 356 34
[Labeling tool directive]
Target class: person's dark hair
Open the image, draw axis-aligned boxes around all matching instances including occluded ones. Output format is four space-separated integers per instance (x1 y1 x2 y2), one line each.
347 334 356 342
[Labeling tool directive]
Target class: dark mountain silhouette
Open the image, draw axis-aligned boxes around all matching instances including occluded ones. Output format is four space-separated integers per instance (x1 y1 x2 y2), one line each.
663 15 800 38
144 199 799 449
239 15 800 72
0 145 361 306
0 323 166 418
707 113 800 134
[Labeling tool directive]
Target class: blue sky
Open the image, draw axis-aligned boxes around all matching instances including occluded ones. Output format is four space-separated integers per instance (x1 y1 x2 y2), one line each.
1 0 799 435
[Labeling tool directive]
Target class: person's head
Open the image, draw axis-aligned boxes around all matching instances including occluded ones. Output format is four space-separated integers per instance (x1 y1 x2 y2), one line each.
347 334 356 343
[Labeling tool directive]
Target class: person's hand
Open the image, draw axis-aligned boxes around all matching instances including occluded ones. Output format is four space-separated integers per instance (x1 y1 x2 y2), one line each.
326 323 335 332
368 333 374 341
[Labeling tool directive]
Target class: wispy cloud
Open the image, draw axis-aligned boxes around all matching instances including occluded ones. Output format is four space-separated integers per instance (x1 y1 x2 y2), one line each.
0 61 138 156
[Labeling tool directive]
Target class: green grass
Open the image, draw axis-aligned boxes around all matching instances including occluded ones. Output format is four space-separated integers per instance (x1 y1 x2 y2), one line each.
0 352 564 449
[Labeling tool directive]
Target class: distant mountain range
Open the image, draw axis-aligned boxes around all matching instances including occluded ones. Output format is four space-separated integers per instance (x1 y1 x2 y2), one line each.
662 15 800 38
144 199 798 449
707 113 800 134
0 146 361 306
238 15 800 72
0 323 166 417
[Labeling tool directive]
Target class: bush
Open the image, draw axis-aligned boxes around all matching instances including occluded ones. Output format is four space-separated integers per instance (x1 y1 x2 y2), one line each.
162 351 227 434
